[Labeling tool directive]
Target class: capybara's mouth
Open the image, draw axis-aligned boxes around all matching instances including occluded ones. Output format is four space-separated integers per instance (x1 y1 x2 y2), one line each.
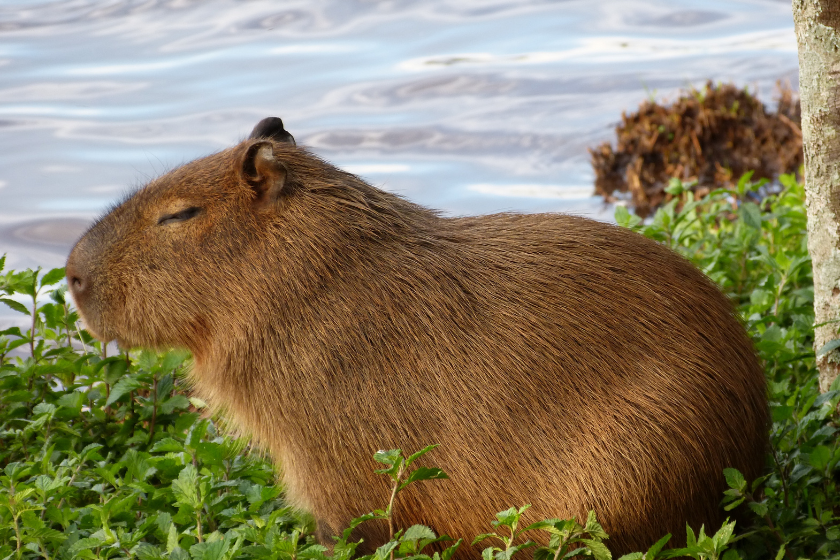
72 307 117 345
78 320 113 344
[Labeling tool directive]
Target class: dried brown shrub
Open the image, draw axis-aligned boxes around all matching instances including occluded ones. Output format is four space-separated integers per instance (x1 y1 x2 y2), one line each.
590 81 802 217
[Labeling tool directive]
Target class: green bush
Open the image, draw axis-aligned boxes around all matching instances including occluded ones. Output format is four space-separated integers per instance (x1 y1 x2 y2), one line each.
0 172 835 560
618 173 840 560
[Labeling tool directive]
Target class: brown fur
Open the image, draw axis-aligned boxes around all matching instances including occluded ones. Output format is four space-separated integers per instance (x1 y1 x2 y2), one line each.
66 123 768 556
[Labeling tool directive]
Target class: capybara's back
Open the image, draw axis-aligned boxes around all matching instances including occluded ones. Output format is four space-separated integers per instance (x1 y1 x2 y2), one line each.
66 118 768 556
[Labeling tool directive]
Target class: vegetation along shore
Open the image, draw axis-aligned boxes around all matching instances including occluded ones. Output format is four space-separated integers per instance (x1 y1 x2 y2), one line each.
1 169 835 559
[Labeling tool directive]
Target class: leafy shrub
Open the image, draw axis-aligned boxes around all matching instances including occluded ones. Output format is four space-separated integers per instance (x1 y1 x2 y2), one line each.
618 172 840 560
0 263 301 559
0 172 835 560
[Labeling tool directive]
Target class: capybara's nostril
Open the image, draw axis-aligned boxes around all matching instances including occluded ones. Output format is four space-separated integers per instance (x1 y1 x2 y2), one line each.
65 259 89 302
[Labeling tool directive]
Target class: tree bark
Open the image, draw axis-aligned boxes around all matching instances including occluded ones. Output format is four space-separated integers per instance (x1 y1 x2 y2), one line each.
793 0 840 392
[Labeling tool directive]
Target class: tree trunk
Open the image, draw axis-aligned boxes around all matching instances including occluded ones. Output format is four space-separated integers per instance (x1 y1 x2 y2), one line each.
793 0 840 392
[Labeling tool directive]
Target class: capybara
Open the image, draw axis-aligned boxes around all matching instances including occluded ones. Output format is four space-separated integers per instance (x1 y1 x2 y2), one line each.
66 117 768 555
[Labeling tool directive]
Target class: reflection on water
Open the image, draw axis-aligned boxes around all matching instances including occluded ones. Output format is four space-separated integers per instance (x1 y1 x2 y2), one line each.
0 0 797 281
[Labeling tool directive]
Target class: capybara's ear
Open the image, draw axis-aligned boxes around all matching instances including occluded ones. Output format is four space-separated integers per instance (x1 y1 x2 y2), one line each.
241 141 288 208
249 117 296 146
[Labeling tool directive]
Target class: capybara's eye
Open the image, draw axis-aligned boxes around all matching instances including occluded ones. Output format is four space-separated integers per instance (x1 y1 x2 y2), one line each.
158 206 202 226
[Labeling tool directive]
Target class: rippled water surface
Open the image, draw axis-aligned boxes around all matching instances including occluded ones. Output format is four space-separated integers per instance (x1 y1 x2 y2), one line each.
0 0 797 280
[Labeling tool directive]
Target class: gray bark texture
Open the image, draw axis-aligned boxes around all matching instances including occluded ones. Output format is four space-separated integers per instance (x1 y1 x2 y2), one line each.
794 0 840 392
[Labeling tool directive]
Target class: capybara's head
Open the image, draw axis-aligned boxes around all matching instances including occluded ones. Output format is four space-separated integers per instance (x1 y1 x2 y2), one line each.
66 117 419 353
66 119 298 349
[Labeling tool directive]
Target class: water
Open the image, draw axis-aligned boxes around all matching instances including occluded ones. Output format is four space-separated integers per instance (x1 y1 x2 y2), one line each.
0 0 798 326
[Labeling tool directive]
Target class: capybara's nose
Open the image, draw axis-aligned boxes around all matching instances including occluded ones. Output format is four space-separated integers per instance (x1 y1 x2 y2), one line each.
65 254 88 304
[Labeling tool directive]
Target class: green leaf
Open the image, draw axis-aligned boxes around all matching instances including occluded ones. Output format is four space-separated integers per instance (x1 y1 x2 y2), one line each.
172 464 201 509
27 527 66 542
39 267 66 288
161 394 191 415
105 376 143 407
45 505 79 529
186 419 210 448
374 449 402 467
722 550 741 560
507 542 537 557
374 541 400 560
583 510 608 539
80 443 105 462
189 397 207 409
402 467 449 488
817 339 840 357
723 498 744 511
646 533 672 559
747 501 768 517
68 536 107 555
0 297 29 315
33 474 62 495
406 444 440 467
190 539 229 560
373 448 403 479
101 357 129 385
0 326 23 337
441 539 463 560
789 463 812 484
814 390 839 408
167 523 180 553
615 205 642 228
151 438 185 453
137 349 158 372
174 412 201 433
57 391 85 410
49 284 67 305
494 506 521 527
722 468 746 491
472 533 500 546
4 462 29 481
770 405 793 423
4 389 34 403
21 509 45 530
761 325 782 344
711 519 735 549
685 525 696 548
665 177 685 195
736 171 755 195
162 349 191 371
527 518 579 536
194 442 225 466
94 464 121 488
580 539 612 560
807 445 832 471
136 544 168 560
404 525 437 541
740 202 762 229
3 338 29 353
